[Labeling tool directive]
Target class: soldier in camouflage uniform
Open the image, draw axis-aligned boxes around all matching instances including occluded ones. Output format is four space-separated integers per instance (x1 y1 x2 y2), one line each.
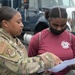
0 6 62 75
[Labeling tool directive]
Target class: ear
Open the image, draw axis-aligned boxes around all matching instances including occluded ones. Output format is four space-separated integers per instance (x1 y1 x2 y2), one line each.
2 20 9 27
48 18 51 22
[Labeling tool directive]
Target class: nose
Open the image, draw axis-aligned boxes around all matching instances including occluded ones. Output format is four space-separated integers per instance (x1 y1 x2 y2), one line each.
56 26 62 30
21 23 24 28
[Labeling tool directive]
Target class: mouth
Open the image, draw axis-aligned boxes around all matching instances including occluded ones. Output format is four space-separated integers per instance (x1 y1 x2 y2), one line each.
21 29 23 32
20 28 23 32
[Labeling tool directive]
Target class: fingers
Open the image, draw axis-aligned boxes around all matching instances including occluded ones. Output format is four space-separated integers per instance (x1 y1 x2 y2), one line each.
54 58 62 66
43 70 52 75
50 53 63 66
69 64 75 69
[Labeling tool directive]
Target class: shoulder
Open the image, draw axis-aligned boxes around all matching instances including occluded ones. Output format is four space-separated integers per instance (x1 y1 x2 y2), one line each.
0 37 21 62
41 28 51 38
0 36 9 52
64 31 75 42
0 40 7 54
65 31 75 37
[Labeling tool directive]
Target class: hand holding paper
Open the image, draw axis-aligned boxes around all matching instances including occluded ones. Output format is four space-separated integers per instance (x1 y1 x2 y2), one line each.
38 58 75 73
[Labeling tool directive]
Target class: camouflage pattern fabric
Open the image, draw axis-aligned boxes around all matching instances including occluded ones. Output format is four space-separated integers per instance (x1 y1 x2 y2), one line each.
0 28 55 75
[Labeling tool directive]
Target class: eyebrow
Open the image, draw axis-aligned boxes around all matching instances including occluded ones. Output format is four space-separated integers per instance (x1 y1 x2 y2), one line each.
52 23 66 26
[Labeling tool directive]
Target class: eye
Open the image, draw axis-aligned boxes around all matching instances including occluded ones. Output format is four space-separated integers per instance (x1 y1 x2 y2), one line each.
17 21 20 24
61 24 66 28
17 20 22 24
53 24 58 27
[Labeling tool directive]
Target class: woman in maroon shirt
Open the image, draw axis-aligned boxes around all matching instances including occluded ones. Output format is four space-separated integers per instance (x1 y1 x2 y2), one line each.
28 7 75 75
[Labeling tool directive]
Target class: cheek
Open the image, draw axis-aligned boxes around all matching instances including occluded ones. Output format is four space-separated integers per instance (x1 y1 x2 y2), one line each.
50 24 55 28
9 25 17 32
12 24 19 29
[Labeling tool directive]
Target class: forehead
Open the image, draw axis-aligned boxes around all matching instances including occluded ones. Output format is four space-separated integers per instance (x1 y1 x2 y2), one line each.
50 18 67 24
11 12 22 20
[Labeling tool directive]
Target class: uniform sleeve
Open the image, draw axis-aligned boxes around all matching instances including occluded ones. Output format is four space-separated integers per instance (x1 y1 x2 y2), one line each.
0 39 55 75
28 33 39 57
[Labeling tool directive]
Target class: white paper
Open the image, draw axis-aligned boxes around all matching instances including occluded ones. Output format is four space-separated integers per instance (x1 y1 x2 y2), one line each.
38 58 75 73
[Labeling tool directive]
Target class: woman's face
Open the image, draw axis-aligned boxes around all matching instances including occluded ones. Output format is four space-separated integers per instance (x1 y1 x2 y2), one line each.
3 12 24 36
49 18 67 35
50 18 67 30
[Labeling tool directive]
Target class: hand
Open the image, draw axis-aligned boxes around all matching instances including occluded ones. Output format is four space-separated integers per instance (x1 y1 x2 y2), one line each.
43 70 52 75
69 64 75 69
39 52 63 69
50 53 63 66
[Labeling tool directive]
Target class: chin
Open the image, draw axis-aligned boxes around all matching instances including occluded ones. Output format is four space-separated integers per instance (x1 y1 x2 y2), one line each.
17 34 21 36
15 33 21 36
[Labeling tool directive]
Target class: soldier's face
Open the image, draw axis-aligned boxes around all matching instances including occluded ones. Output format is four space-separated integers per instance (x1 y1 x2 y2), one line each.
4 12 24 36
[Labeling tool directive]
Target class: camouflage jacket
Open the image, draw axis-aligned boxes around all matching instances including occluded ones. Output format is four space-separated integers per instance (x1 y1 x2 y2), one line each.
0 28 55 75
0 28 54 75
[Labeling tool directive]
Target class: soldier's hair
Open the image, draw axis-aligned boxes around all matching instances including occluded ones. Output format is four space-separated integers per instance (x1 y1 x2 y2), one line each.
45 10 50 20
0 6 18 27
49 7 67 18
